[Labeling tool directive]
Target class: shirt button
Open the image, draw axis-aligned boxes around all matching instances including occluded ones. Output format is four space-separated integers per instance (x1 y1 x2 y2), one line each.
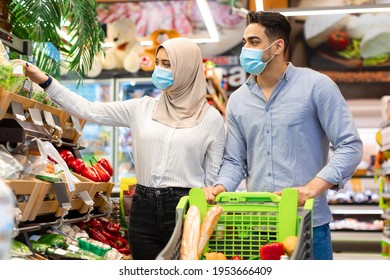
267 151 270 156
268 173 272 177
266 130 270 134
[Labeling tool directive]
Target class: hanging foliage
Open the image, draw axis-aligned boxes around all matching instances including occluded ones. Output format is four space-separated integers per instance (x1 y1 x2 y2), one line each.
7 0 104 79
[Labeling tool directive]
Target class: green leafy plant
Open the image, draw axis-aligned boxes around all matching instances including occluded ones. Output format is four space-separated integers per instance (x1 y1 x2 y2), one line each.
7 0 104 79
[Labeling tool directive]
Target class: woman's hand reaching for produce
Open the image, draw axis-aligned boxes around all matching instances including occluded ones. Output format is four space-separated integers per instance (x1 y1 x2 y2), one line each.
13 59 49 85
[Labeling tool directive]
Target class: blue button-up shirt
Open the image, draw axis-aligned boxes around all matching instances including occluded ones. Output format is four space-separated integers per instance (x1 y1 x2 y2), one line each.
215 63 363 227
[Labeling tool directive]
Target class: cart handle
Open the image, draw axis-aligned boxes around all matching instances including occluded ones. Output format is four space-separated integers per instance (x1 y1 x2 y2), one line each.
215 191 282 203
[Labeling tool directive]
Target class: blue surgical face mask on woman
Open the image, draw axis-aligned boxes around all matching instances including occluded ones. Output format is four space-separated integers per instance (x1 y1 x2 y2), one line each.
152 66 174 90
239 41 277 75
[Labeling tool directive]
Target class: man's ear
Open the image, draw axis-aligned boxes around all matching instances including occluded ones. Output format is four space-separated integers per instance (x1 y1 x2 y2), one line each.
274 39 285 55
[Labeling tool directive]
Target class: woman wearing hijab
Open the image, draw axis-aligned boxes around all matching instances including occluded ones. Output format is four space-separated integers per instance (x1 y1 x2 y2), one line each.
22 37 226 260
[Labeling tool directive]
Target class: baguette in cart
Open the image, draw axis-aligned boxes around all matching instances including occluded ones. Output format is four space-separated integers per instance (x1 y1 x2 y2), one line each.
157 188 313 260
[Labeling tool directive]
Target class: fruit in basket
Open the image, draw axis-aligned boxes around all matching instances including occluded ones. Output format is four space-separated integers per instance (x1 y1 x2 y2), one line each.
230 255 242 260
204 252 227 260
282 236 298 257
259 242 285 260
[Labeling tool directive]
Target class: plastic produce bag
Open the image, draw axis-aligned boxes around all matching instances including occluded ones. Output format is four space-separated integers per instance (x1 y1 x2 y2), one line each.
0 145 24 179
35 139 75 192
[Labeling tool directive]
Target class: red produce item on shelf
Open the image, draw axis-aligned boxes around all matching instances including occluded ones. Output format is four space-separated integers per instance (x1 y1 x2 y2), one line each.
98 217 121 233
97 158 113 176
230 255 242 260
67 158 85 174
99 227 127 248
92 162 111 182
88 228 109 244
88 218 102 228
81 166 101 182
59 150 75 163
259 242 285 260
117 245 131 255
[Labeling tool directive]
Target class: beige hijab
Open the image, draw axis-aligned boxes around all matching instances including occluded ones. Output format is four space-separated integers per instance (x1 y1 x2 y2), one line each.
152 37 210 128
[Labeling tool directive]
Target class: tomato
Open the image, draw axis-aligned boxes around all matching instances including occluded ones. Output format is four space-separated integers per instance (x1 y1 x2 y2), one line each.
230 255 242 260
260 242 285 260
327 30 350 51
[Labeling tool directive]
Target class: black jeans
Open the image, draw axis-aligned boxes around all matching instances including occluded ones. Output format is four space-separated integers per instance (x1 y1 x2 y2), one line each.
127 184 190 260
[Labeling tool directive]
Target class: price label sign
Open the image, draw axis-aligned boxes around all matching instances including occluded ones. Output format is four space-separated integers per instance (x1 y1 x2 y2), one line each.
28 108 44 126
53 182 71 210
71 115 83 133
11 101 26 121
78 191 94 207
43 110 61 131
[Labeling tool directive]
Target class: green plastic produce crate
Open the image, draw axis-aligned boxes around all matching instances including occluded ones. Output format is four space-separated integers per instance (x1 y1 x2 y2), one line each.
156 188 313 260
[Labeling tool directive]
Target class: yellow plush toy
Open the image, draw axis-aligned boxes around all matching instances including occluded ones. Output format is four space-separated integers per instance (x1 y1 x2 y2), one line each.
87 19 143 77
139 29 181 72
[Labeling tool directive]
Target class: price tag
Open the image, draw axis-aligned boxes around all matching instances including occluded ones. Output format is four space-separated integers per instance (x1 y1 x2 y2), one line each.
53 182 71 210
11 101 26 121
28 108 44 126
23 79 32 91
71 115 83 133
12 63 24 76
43 110 57 128
78 191 94 207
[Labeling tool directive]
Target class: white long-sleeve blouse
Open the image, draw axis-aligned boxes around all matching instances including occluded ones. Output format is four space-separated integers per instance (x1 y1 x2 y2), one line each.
46 79 226 189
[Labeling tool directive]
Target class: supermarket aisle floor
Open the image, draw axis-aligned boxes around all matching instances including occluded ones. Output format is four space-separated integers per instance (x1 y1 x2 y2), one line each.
333 252 387 260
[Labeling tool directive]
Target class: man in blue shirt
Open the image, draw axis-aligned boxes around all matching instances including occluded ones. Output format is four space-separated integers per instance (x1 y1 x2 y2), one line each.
204 11 363 260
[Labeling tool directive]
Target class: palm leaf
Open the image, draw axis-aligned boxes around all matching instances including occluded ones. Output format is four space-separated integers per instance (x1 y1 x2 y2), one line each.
8 0 104 80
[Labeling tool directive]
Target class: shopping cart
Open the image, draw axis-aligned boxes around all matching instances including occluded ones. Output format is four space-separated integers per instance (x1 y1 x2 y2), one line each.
156 188 313 260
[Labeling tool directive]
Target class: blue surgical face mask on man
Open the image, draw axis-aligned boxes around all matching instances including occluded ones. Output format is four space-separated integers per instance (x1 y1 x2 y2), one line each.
239 41 277 75
152 66 174 90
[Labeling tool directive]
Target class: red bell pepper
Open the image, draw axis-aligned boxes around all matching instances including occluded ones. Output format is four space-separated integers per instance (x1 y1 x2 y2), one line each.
117 244 131 255
99 227 127 248
59 150 75 163
97 158 113 176
259 242 285 260
67 158 85 174
88 227 109 244
98 217 121 233
88 218 102 228
94 163 111 182
81 166 101 182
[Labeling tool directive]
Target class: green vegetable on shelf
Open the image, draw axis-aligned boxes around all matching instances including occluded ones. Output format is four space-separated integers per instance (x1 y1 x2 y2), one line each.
0 61 25 93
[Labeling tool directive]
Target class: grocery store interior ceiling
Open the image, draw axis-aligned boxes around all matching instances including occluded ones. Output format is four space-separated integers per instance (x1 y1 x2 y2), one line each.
258 0 390 16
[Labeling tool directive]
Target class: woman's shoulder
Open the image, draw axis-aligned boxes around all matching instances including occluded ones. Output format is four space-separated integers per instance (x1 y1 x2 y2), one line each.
124 95 158 106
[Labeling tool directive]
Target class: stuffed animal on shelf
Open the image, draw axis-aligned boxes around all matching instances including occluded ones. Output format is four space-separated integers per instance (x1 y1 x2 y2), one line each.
86 18 143 77
139 29 181 72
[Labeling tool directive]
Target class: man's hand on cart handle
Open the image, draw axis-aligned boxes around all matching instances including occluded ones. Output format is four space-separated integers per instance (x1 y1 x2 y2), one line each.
273 177 334 206
203 184 226 204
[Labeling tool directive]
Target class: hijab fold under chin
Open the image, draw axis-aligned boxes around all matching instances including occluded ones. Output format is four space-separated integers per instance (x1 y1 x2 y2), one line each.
152 38 209 128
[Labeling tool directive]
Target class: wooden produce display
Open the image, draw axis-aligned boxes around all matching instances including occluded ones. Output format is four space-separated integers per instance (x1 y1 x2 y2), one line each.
4 178 44 222
1 84 111 224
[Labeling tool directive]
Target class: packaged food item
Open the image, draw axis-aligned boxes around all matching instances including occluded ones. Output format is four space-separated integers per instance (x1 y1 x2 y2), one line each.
0 60 25 93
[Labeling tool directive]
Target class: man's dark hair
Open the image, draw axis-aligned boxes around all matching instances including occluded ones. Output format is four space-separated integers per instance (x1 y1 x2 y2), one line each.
248 11 291 54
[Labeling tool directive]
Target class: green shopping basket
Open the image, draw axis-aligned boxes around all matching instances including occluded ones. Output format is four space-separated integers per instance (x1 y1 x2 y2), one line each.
156 188 313 260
